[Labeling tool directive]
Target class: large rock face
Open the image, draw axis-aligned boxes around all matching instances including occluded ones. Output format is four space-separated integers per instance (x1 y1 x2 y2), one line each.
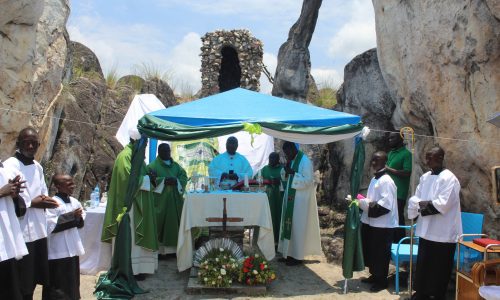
372 0 500 237
0 0 44 153
333 48 396 204
272 0 322 102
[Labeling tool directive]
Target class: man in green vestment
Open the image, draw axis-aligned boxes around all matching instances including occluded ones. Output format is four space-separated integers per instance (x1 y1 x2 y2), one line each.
259 152 284 245
101 131 158 277
148 144 187 255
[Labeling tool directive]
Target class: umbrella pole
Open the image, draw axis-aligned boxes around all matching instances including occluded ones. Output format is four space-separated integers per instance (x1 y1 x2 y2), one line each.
344 279 348 294
408 218 414 296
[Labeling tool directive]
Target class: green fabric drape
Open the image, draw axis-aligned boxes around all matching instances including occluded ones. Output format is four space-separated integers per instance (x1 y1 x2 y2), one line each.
138 115 363 142
95 137 148 299
342 137 366 279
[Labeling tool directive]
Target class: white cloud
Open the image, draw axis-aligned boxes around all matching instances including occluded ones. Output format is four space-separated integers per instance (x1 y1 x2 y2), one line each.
327 0 376 61
259 52 277 94
158 0 301 17
68 15 202 94
311 68 343 89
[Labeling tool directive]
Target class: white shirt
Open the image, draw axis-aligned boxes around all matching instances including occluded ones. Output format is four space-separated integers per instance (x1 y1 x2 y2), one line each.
408 169 462 243
208 152 253 180
0 167 28 262
359 174 399 228
46 195 85 260
3 156 49 242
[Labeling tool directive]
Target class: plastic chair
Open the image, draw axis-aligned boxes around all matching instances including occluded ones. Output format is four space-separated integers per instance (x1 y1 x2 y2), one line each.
391 224 419 294
456 212 484 265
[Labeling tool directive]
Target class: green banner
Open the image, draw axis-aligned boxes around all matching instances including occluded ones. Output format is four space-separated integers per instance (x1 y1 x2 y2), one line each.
281 151 304 240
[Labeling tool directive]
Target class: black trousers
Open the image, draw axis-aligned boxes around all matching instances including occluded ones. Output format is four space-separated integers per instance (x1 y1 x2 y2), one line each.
393 198 407 243
361 223 394 286
415 238 456 300
0 258 22 300
42 256 80 300
18 238 50 298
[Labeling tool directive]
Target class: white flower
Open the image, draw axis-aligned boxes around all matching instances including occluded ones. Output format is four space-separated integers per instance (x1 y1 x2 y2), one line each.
255 254 259 258
232 263 236 268
253 270 258 275
212 281 215 285
205 265 209 269
224 255 227 259
219 248 224 252
204 277 208 282
229 280 232 284
198 272 201 276
345 194 352 201
220 268 227 275
218 275 222 279
215 258 219 262
264 265 267 269
230 258 235 262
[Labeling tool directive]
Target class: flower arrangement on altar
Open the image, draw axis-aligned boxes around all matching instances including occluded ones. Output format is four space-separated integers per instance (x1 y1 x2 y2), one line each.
197 247 240 287
238 254 276 285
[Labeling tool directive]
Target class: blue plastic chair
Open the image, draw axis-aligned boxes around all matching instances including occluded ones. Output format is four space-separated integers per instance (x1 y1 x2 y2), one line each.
456 212 484 265
390 224 419 294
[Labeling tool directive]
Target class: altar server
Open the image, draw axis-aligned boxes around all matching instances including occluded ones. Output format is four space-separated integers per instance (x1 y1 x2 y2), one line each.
408 146 461 300
209 136 253 183
0 153 28 300
358 151 398 292
278 142 322 265
43 174 85 300
4 127 59 299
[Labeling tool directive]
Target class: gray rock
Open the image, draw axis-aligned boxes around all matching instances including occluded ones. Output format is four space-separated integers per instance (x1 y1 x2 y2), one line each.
272 0 322 102
373 0 500 238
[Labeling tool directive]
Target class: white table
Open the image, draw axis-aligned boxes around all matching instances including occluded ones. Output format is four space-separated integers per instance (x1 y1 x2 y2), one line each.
79 206 112 275
176 191 275 271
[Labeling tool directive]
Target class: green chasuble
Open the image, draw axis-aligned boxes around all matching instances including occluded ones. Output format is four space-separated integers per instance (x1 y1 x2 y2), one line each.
147 158 188 247
101 143 158 251
260 165 284 244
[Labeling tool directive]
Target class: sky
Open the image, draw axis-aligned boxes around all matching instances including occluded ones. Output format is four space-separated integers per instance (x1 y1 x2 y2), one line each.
68 0 376 94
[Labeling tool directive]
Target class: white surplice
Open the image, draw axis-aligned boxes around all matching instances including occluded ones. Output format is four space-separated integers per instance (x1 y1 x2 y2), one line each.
278 153 322 260
46 195 85 260
0 167 28 262
359 174 399 228
407 169 462 243
208 152 253 180
3 157 49 242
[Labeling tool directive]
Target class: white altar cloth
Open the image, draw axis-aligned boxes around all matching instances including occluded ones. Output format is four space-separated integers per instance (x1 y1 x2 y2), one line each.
176 191 275 271
79 206 112 275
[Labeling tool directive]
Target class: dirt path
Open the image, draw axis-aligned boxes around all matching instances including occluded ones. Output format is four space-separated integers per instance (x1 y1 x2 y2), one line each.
44 255 408 300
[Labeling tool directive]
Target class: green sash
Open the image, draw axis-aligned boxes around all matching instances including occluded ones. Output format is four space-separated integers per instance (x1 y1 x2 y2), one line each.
281 150 304 240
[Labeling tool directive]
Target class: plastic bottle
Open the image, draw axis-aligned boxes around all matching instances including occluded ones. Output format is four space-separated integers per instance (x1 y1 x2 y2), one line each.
91 186 100 208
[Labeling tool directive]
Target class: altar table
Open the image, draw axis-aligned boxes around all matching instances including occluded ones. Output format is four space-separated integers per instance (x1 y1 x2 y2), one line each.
176 191 275 271
79 206 112 275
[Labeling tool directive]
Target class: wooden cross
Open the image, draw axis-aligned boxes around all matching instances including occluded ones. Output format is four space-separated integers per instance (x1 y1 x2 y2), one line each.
205 197 244 235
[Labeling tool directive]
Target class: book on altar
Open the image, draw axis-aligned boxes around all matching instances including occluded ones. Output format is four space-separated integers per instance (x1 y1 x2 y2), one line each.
140 176 165 194
473 238 500 248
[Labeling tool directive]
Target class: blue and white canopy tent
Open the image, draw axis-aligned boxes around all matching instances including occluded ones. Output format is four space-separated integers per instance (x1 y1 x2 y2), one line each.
95 88 364 299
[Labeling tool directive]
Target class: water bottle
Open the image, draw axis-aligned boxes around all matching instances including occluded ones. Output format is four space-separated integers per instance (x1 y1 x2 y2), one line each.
91 186 100 208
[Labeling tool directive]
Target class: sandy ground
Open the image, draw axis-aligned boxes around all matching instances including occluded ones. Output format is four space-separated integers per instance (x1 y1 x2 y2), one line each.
35 255 412 299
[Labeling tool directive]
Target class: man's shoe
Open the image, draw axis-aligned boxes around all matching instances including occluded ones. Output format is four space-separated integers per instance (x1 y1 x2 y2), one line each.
369 283 388 292
361 275 376 284
285 258 303 266
134 274 147 281
278 257 288 263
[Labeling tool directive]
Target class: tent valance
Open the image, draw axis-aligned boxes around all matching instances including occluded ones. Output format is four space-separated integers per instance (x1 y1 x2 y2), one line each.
137 88 363 144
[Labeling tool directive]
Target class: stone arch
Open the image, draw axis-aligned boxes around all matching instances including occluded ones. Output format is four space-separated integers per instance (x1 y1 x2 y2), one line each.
200 29 263 96
218 46 241 92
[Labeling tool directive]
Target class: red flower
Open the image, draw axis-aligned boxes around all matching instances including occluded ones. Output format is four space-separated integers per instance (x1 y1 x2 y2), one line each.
259 263 265 271
243 267 249 273
246 278 251 285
